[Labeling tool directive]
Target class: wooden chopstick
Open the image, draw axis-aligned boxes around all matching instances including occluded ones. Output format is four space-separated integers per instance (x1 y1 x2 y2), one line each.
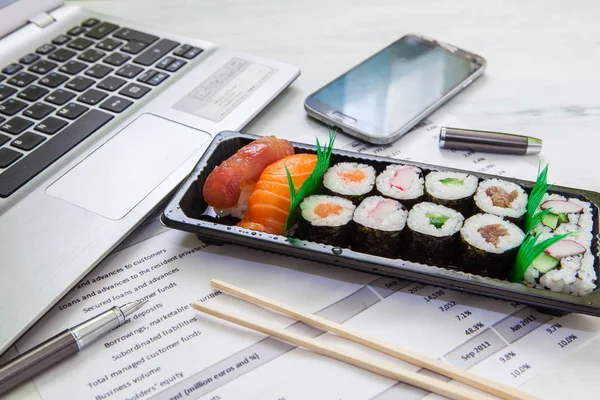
210 279 539 400
192 301 493 400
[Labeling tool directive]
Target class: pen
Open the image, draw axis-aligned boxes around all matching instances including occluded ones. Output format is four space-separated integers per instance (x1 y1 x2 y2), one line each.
439 127 542 155
0 300 148 395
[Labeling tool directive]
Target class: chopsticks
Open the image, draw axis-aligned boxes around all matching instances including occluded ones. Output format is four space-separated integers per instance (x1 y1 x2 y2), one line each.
192 279 539 400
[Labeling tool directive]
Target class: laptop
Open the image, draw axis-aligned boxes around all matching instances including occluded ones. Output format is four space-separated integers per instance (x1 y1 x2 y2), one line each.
0 0 300 354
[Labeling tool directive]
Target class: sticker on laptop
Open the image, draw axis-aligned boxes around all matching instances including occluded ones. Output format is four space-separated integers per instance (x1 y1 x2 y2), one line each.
173 58 276 122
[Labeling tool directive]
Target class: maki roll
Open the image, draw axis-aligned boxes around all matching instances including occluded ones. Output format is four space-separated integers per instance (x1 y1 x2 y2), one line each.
404 202 465 266
473 179 528 223
459 214 525 279
323 162 376 204
352 196 408 258
298 195 355 246
376 165 424 208
425 171 478 216
523 195 596 296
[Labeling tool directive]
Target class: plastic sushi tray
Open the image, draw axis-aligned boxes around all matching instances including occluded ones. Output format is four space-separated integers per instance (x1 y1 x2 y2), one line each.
161 131 600 316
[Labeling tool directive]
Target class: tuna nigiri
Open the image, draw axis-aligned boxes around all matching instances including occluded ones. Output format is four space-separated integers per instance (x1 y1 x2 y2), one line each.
202 136 294 217
238 153 317 235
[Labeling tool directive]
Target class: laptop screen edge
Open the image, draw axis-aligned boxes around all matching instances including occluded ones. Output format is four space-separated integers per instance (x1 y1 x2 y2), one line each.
0 0 64 38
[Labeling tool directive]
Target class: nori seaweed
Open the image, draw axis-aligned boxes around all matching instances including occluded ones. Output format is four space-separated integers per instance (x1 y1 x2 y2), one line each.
474 202 523 226
323 186 373 206
457 237 519 279
352 223 403 258
297 216 351 247
402 226 459 267
426 193 474 218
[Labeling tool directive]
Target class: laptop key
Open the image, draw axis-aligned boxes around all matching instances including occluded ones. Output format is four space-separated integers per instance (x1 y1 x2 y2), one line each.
45 89 75 105
115 64 144 79
147 71 168 86
85 64 113 79
10 72 38 87
68 38 94 51
0 75 5 82
0 148 22 168
1 116 34 135
78 89 108 105
39 73 69 88
82 18 100 28
78 49 105 63
66 76 95 92
48 48 77 62
85 22 119 40
121 41 147 55
166 59 186 72
28 60 58 75
103 53 130 67
99 96 132 113
173 44 192 57
59 61 88 75
57 103 89 120
68 26 86 36
156 57 175 70
0 99 28 115
17 85 49 101
2 64 23 75
183 47 203 59
118 83 150 99
0 110 114 196
35 116 68 135
36 43 56 55
19 54 41 65
136 69 157 83
0 85 17 101
97 76 126 91
23 103 55 119
97 38 123 51
133 40 179 66
0 133 8 146
52 35 71 45
11 132 46 151
113 28 158 44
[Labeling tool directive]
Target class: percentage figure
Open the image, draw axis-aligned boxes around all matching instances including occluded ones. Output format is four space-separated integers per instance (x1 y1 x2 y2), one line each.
510 363 531 378
464 322 484 336
546 323 563 334
558 334 578 348
499 351 517 363
455 310 472 321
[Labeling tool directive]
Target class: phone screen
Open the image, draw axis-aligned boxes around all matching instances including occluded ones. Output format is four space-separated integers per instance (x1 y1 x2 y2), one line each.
309 36 480 137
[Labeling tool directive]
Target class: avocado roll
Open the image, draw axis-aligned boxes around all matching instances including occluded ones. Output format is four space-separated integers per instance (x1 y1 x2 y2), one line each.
376 165 424 209
459 214 525 279
473 179 528 223
352 196 408 258
298 195 355 247
425 171 478 216
404 202 465 266
323 162 376 205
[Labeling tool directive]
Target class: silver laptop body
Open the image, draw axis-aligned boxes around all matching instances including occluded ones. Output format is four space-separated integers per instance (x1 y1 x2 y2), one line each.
0 0 300 354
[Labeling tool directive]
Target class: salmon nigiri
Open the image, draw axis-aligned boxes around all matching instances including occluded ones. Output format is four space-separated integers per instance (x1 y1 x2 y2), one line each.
238 153 317 235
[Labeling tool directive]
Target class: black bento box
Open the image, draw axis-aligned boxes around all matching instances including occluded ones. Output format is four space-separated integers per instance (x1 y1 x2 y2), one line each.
161 131 600 316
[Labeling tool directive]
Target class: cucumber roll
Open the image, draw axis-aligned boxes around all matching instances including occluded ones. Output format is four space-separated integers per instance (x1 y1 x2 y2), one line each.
425 171 478 216
404 202 465 266
352 196 408 258
376 165 424 208
323 162 376 204
459 214 525 279
298 195 355 247
473 179 528 223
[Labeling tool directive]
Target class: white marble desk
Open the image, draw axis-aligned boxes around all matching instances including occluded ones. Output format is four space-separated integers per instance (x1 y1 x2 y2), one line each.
4 0 600 398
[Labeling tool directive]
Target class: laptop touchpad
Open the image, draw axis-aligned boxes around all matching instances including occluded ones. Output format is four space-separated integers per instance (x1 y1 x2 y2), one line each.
47 114 210 220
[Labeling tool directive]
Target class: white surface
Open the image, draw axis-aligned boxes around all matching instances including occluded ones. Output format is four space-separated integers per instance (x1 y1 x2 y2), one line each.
2 0 600 399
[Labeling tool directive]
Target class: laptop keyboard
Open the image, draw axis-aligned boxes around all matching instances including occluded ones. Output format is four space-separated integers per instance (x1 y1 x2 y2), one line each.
0 18 203 198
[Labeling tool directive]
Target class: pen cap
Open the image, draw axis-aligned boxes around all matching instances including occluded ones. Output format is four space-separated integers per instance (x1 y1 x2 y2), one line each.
439 127 542 155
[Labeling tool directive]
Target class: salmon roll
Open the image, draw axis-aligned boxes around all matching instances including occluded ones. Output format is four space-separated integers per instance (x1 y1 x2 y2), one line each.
459 214 525 279
376 165 424 209
298 195 355 246
323 162 376 205
473 179 528 223
425 171 478 217
352 196 408 258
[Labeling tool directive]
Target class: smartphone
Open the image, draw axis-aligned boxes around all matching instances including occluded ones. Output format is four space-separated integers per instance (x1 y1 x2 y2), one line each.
304 34 486 144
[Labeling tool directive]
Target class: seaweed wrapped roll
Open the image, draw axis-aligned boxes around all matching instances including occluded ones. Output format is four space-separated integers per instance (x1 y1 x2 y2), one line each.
459 214 525 279
473 179 528 223
299 195 355 246
376 165 424 208
323 162 376 204
425 171 478 216
404 202 465 266
352 196 408 258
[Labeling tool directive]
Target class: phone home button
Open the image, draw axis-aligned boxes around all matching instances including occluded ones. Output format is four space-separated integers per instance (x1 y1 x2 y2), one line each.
332 111 357 124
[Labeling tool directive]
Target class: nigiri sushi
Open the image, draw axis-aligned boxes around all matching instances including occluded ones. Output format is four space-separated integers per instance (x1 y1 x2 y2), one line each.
238 153 317 235
202 136 294 217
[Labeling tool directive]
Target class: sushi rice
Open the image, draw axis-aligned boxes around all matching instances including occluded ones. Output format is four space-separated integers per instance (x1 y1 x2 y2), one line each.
425 171 478 201
323 162 376 196
461 213 525 254
376 165 424 200
474 179 528 219
407 202 464 237
300 195 355 227
353 196 407 231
